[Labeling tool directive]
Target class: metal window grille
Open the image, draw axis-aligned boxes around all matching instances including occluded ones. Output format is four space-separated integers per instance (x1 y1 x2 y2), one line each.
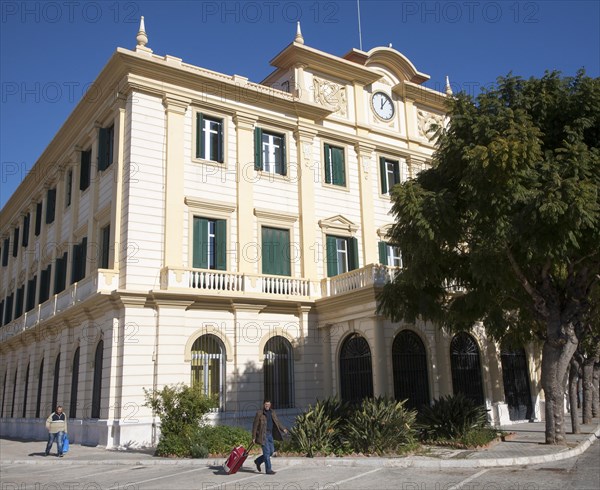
500 341 533 421
91 341 103 418
52 354 60 413
392 330 430 410
339 333 373 404
263 336 294 409
191 335 225 411
450 333 484 406
70 348 80 419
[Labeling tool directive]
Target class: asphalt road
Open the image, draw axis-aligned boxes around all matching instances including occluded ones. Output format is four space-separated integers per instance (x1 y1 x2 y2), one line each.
1 441 599 490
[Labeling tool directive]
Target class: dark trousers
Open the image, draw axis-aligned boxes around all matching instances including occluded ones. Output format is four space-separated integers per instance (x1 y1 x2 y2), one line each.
255 433 275 472
45 431 64 455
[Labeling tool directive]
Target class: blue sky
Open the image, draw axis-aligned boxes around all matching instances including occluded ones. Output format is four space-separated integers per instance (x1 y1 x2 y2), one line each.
1 0 599 208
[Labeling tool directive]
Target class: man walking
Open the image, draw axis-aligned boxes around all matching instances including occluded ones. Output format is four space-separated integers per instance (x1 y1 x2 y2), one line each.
252 399 288 475
45 405 67 457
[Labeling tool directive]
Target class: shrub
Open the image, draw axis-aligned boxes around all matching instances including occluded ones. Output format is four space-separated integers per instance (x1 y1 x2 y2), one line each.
143 383 217 457
417 393 490 442
192 425 252 456
345 397 417 455
290 400 341 457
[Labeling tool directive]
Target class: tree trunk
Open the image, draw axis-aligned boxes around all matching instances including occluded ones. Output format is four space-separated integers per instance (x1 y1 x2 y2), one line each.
568 360 580 434
541 323 579 444
582 358 595 424
593 363 599 418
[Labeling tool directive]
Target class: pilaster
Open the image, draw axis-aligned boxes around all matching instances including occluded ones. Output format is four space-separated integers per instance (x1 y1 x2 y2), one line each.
355 142 377 266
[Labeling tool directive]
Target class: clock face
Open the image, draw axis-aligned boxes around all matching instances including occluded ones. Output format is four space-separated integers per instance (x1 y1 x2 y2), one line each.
372 91 394 120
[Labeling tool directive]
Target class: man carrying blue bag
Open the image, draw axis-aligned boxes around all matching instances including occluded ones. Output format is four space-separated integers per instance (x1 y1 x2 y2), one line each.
45 405 68 457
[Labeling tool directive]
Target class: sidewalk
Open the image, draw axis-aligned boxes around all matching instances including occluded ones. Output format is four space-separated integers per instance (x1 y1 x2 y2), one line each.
1 419 599 469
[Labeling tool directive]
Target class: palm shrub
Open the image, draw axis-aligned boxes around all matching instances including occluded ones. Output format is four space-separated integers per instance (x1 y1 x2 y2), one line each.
346 397 417 454
417 393 490 441
290 400 341 457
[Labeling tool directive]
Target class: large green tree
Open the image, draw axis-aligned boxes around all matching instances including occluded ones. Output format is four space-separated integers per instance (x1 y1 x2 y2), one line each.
378 71 600 444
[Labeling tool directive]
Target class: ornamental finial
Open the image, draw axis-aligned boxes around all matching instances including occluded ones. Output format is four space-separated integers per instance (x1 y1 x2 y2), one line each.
295 21 304 44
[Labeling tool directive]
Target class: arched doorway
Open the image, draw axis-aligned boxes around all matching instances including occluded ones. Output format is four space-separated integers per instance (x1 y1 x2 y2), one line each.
339 333 373 403
392 330 430 410
263 336 294 409
500 341 533 421
191 334 225 410
450 333 484 405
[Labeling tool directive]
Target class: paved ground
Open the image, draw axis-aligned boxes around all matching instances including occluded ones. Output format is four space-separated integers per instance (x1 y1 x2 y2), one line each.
1 419 598 469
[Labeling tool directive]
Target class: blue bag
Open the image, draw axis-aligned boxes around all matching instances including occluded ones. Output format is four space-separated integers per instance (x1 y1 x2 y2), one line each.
63 433 69 453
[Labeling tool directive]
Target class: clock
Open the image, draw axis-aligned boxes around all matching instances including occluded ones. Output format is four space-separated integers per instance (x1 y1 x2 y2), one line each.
371 91 395 120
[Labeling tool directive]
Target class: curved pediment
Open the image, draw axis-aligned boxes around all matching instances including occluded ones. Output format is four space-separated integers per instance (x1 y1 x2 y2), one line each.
365 47 429 85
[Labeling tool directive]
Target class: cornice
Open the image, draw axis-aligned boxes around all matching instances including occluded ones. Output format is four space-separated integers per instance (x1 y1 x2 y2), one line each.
392 80 448 111
184 197 236 215
254 208 298 223
266 42 382 86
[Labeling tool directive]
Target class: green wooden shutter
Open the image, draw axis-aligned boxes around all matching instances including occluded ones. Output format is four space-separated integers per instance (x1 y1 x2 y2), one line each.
98 127 108 171
393 161 400 187
215 219 226 270
217 119 224 163
380 157 388 194
348 237 359 271
196 113 204 159
101 226 110 269
324 144 332 184
332 147 345 186
261 227 273 274
80 237 87 280
326 235 337 277
254 127 263 171
280 135 287 176
281 228 290 276
193 218 208 269
378 241 388 265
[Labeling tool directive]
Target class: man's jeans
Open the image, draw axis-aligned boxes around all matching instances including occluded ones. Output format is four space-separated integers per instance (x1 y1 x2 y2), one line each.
46 431 64 455
255 433 275 472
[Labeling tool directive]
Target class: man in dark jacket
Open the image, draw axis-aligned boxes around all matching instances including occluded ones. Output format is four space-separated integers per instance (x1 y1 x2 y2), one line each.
252 400 287 475
45 405 67 457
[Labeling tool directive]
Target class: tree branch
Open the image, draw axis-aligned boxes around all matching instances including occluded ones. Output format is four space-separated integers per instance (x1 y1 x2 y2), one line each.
506 247 548 318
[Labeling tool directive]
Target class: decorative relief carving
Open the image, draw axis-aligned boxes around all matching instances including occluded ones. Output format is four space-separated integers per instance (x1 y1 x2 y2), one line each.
313 77 347 117
416 109 444 140
302 142 311 163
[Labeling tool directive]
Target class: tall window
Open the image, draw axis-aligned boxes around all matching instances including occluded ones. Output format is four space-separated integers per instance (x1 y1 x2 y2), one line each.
379 157 400 194
261 227 290 276
10 368 18 417
46 188 56 224
12 227 19 257
263 336 294 409
65 169 73 207
35 359 44 418
22 213 30 248
99 225 111 269
193 217 226 270
450 333 484 406
2 238 9 266
324 144 345 186
392 330 430 410
14 285 25 319
26 276 37 312
255 128 286 175
52 354 60 413
80 149 91 191
190 335 224 409
196 114 224 162
70 347 80 419
91 340 104 418
98 125 114 171
378 241 402 267
35 202 42 236
326 235 359 277
3 292 14 325
71 237 87 284
22 363 30 418
39 265 52 304
339 333 373 404
54 252 68 294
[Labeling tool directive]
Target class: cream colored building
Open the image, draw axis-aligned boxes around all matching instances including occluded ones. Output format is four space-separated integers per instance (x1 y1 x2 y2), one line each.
0 22 543 448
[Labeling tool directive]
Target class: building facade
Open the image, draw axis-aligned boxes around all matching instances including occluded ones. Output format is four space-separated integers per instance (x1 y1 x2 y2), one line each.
0 22 543 448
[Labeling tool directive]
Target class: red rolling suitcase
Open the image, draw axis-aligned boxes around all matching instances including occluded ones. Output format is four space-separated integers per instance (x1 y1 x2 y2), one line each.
223 442 254 474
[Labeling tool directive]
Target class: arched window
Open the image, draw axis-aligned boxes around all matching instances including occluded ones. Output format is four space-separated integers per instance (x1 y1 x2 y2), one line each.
450 333 484 406
51 354 60 413
70 347 80 419
22 363 30 418
35 359 44 418
10 368 17 418
392 330 430 410
191 334 224 409
500 340 533 421
339 333 373 403
91 340 104 418
263 336 294 409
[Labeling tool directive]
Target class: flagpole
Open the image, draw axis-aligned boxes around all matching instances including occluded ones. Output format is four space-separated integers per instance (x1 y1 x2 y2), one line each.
357 0 363 51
